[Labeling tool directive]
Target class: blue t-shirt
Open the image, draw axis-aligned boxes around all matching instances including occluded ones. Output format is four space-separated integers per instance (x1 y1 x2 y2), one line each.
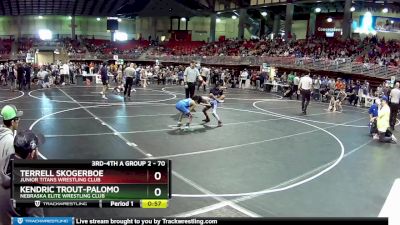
178 71 184 79
177 98 191 108
368 103 378 117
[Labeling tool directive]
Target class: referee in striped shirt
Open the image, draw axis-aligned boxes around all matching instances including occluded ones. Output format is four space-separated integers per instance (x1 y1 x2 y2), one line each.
184 61 202 98
299 73 313 115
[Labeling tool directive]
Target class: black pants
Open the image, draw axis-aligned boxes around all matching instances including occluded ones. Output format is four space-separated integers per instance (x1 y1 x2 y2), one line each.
348 95 358 106
18 78 24 90
25 76 31 90
313 89 320 100
158 78 165 85
293 85 299 100
301 89 311 113
185 82 196 98
390 103 399 128
124 77 134 97
70 73 74 84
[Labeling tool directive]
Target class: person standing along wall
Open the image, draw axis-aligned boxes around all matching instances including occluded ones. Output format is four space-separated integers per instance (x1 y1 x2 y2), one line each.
100 62 109 100
24 64 31 90
389 82 400 130
16 63 25 91
293 73 300 100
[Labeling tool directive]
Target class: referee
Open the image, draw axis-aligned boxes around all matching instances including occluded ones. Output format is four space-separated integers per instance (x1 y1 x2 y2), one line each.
124 63 136 99
299 73 313 115
184 61 202 98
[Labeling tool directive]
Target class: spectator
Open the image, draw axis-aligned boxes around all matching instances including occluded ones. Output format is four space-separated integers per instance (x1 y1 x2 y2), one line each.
377 96 397 143
293 73 300 100
369 99 380 138
240 69 248 89
389 82 400 130
0 130 45 224
24 63 31 90
100 62 109 100
0 105 23 159
313 75 321 101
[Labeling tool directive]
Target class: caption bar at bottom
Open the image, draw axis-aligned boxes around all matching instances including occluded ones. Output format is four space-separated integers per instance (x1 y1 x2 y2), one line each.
11 217 388 225
12 218 218 225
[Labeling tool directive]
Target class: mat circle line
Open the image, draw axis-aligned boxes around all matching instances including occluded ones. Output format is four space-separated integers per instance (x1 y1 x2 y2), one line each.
28 87 177 105
172 99 345 197
29 98 345 198
0 90 25 103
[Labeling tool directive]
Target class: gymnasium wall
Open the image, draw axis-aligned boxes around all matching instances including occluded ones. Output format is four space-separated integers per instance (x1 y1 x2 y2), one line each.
0 16 136 40
291 20 308 40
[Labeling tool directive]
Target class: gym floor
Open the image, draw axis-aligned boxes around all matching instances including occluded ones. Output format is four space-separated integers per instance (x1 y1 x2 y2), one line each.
1 84 399 218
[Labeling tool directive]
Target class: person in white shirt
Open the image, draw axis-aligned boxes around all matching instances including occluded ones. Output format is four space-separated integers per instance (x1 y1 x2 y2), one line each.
184 61 202 98
389 82 400 130
298 73 313 115
62 63 69 85
293 74 300 100
240 69 248 88
140 69 147 88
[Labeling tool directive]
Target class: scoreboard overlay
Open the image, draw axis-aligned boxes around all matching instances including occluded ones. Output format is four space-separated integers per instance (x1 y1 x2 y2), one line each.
11 160 171 208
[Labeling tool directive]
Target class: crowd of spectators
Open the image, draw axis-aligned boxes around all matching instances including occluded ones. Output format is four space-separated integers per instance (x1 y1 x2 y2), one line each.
64 38 86 54
144 36 400 70
13 35 400 69
82 39 150 57
0 39 13 55
355 36 400 67
147 37 365 59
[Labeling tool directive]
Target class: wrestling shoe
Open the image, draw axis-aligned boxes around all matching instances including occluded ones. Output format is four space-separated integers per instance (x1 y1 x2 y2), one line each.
202 118 210 123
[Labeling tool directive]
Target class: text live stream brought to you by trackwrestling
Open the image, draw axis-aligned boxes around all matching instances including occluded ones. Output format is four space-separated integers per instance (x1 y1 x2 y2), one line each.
10 217 388 225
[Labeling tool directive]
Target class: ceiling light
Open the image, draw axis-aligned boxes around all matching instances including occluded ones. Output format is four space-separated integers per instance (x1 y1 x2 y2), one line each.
181 17 186 22
39 29 52 40
118 18 122 22
38 16 43 19
96 18 101 21
216 18 221 23
327 17 333 23
391 20 394 24
232 15 237 20
68 16 72 20
261 12 267 17
350 7 355 12
315 8 321 13
382 8 388 13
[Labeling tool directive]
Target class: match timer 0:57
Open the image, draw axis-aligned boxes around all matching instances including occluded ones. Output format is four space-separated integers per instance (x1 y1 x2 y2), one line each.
141 199 168 208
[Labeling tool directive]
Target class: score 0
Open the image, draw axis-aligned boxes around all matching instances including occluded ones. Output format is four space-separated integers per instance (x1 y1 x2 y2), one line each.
148 170 168 198
149 170 166 183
